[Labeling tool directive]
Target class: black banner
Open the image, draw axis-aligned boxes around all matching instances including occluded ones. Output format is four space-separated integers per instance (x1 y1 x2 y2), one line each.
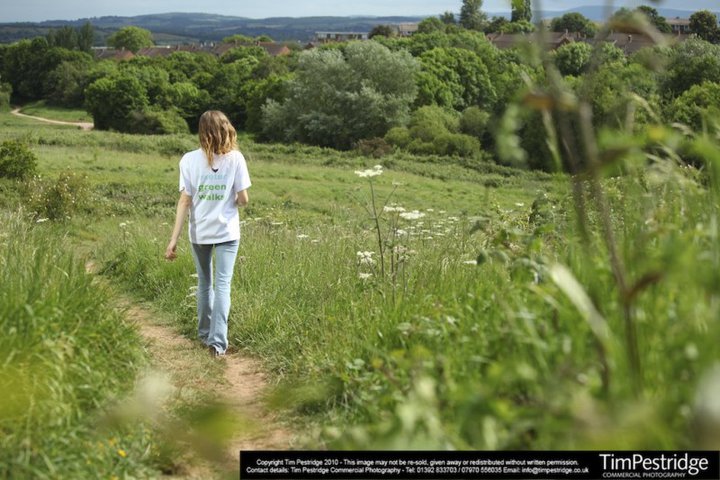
240 451 719 480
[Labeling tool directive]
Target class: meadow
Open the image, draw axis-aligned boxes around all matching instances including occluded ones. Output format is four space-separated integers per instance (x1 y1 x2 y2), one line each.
1 107 719 476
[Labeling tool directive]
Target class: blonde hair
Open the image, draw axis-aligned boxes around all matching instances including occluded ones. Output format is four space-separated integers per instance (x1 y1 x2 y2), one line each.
198 110 237 168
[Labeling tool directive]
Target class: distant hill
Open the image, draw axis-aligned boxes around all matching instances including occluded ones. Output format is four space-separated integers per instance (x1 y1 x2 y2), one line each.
0 12 427 45
0 8 718 45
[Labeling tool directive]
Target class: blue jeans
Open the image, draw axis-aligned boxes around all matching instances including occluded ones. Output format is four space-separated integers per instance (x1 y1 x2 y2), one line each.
190 239 239 354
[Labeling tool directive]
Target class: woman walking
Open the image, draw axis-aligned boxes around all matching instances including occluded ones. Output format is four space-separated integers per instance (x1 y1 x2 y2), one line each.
165 110 251 356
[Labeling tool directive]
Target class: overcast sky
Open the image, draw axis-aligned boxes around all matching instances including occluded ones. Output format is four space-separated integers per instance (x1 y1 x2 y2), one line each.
2 0 718 22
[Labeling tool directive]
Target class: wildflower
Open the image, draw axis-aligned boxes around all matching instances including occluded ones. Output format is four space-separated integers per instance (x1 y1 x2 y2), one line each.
447 216 460 222
296 234 309 239
119 222 127 228
311 239 321 244
359 273 373 280
190 273 198 278
463 260 478 265
399 210 425 221
395 229 408 236
117 449 127 458
515 202 525 207
354 166 383 178
357 251 376 265
270 221 284 226
383 205 406 213
36 218 49 223
426 208 434 212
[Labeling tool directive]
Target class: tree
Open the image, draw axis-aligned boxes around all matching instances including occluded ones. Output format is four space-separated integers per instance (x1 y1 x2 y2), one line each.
77 22 95 52
84 72 149 130
671 81 720 131
689 10 720 43
550 12 596 37
553 41 592 76
511 0 532 23
440 11 456 25
662 39 720 96
369 25 395 38
459 0 487 31
486 17 509 33
47 26 77 50
261 41 418 149
636 6 671 33
415 47 496 110
417 18 446 34
500 20 534 34
106 26 153 53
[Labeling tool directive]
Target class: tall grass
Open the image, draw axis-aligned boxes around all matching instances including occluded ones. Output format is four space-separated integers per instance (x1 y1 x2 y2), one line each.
0 211 155 478
98 149 720 450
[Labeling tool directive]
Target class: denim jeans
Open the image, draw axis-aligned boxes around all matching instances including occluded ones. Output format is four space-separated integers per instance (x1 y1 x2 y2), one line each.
190 239 239 354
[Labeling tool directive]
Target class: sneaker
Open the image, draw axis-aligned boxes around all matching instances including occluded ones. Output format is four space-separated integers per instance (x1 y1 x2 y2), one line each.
209 346 221 357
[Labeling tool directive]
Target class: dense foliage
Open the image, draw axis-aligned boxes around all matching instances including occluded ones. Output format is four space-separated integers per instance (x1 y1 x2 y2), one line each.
0 5 719 171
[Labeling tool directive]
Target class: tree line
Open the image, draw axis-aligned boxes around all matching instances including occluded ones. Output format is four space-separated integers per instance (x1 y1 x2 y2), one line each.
0 2 719 171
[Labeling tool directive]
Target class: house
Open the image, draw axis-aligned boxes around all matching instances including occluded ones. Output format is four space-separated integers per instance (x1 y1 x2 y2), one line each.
395 23 419 37
93 47 135 61
486 31 580 51
314 31 369 43
667 17 691 35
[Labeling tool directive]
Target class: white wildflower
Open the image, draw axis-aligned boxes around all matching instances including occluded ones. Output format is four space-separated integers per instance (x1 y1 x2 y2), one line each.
36 218 49 223
270 221 284 226
190 273 198 278
358 273 373 280
354 165 383 178
447 216 460 222
356 251 376 265
463 260 478 265
296 234 309 239
515 202 525 207
426 208 434 212
311 239 321 244
395 229 408 236
119 222 127 228
383 205 406 213
399 210 425 221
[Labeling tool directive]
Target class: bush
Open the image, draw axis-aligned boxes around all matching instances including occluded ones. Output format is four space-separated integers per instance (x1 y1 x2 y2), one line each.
459 106 490 139
355 137 392 158
28 171 90 221
384 127 412 149
0 82 11 111
126 108 190 135
0 140 38 180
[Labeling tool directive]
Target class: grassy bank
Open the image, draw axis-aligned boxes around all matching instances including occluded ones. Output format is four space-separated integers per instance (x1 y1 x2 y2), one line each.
0 211 155 478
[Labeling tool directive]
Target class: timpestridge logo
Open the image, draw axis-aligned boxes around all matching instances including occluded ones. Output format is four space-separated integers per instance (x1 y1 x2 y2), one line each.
600 453 710 477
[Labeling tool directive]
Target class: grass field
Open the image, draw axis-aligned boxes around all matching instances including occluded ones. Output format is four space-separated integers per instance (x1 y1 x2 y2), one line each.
1 110 719 475
17 100 94 123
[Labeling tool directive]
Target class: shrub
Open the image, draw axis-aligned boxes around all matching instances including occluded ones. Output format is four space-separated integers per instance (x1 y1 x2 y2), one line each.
459 106 490 139
0 140 38 180
28 171 90 221
355 137 392 158
384 126 412 149
0 82 11 111
126 108 190 135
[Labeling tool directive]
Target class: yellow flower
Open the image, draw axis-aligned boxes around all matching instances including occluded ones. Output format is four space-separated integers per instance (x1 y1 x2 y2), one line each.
117 449 127 458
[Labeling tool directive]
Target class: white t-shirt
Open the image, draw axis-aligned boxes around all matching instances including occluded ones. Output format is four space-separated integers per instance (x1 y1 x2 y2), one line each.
178 149 251 245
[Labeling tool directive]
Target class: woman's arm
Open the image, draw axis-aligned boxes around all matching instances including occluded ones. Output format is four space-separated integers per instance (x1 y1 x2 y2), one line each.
165 192 193 260
236 189 249 207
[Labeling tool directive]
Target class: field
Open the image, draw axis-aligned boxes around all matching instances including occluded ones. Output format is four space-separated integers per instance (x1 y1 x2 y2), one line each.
1 111 719 477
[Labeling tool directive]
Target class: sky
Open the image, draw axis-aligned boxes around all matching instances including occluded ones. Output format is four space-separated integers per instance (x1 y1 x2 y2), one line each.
1 0 718 22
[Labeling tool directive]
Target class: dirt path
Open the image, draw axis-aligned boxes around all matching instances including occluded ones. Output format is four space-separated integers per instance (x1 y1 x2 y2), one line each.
11 107 94 130
87 257 294 478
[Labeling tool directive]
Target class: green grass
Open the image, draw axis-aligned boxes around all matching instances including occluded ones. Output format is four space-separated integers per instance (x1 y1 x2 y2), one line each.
2 109 719 469
0 211 157 478
19 100 93 123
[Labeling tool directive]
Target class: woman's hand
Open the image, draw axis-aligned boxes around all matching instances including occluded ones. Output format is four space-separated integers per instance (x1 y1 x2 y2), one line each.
165 239 178 260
